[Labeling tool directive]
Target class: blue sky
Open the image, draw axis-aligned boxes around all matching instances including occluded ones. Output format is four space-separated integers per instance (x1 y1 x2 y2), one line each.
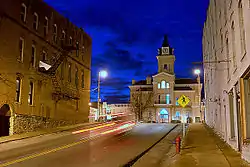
44 0 209 103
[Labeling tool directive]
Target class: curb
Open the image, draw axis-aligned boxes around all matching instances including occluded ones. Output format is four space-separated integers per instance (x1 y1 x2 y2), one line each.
0 122 99 144
123 124 179 167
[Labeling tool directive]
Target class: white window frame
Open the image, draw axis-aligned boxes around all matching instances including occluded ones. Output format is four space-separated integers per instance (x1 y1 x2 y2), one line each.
161 80 166 89
16 77 22 103
33 12 39 30
31 45 36 67
21 3 27 22
44 17 49 36
69 36 73 45
62 30 66 40
53 24 57 42
158 83 161 89
166 94 170 104
28 81 34 105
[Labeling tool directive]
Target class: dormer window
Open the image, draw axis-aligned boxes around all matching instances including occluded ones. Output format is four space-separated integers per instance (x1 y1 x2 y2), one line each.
33 13 39 30
20 3 27 22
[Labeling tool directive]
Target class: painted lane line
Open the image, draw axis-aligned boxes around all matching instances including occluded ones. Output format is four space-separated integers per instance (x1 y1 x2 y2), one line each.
0 135 101 167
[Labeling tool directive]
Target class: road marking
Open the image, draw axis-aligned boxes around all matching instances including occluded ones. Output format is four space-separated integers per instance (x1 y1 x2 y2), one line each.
0 135 101 167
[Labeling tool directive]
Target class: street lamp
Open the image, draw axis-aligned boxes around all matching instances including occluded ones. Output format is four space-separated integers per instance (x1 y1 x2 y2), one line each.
97 70 108 121
194 69 202 122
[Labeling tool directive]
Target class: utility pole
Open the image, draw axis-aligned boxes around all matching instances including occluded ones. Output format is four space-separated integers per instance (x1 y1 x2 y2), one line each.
97 72 100 121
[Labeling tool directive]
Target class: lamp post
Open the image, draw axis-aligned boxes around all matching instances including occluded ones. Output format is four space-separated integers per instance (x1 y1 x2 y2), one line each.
194 69 202 122
97 70 108 121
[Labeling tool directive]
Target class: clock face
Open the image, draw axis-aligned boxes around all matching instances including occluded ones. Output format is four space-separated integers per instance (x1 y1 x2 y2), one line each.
162 47 169 54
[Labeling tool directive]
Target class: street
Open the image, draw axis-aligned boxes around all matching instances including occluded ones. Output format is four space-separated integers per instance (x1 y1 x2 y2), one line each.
0 122 176 167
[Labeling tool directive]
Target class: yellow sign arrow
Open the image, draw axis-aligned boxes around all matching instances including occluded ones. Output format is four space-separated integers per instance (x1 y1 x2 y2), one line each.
177 95 190 108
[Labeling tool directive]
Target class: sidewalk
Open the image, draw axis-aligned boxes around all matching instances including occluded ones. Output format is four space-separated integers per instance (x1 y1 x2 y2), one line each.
167 124 250 167
0 122 98 144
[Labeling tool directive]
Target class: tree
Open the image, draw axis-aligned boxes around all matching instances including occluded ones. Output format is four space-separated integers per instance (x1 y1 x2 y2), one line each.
130 89 154 122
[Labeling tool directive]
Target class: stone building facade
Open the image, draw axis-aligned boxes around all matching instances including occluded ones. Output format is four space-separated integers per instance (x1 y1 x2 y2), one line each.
203 0 250 162
129 36 203 123
0 0 91 136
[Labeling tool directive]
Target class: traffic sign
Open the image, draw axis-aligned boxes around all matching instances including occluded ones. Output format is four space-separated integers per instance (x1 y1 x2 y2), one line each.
177 95 190 108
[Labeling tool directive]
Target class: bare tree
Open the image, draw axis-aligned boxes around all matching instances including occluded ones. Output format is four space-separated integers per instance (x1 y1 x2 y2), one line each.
130 89 154 122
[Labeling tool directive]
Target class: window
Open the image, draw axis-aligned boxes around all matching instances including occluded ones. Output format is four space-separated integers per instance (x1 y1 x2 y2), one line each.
75 68 78 88
166 94 170 104
53 24 57 43
161 80 166 89
69 36 72 45
158 83 161 89
33 13 39 30
19 38 24 62
28 82 34 105
20 3 27 22
238 0 246 55
62 30 66 40
164 64 168 70
81 70 85 88
68 64 71 82
16 77 21 102
44 17 48 36
231 22 236 68
166 82 170 89
41 50 47 62
176 111 180 120
82 46 85 61
76 42 79 57
31 45 36 67
226 37 230 79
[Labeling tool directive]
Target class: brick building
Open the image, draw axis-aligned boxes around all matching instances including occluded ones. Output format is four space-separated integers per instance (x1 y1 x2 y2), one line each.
203 0 250 162
129 36 203 123
0 0 91 136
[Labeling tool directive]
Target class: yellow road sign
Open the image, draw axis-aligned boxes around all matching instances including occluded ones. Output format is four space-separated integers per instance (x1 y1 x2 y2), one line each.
177 95 190 108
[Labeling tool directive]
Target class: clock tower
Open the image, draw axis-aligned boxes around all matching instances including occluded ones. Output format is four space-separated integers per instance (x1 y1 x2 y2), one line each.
156 35 175 74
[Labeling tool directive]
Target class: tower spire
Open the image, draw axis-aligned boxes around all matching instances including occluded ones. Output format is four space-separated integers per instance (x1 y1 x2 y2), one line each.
162 34 169 47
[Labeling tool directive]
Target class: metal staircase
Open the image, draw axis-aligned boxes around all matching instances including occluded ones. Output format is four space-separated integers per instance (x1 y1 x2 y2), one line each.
39 44 80 102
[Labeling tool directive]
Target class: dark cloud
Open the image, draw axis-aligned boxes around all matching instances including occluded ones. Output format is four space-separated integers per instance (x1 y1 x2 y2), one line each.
44 0 209 104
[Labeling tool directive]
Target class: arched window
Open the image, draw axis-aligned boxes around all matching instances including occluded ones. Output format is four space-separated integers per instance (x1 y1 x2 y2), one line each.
166 82 170 88
158 83 161 89
161 80 166 89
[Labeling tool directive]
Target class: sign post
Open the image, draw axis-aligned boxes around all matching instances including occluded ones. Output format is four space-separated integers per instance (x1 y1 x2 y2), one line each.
177 95 190 138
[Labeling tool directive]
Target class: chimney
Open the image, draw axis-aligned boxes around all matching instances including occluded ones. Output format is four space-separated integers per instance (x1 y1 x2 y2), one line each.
132 79 136 85
146 76 152 84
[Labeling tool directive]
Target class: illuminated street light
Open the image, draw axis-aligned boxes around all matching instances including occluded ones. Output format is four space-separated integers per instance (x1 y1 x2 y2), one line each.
194 69 201 76
194 69 202 122
97 70 108 121
100 70 108 78
88 102 92 106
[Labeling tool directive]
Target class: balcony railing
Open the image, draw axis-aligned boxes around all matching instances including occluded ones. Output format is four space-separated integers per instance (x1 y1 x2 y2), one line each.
155 100 172 105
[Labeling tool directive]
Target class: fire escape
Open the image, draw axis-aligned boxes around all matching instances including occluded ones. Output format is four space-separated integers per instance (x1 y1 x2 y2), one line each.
38 43 80 102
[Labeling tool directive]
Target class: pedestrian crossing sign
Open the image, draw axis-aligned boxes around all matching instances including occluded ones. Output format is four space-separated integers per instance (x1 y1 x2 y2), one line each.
177 95 190 108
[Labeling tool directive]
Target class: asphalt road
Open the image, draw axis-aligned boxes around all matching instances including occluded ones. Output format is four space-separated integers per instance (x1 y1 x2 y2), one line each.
0 122 176 167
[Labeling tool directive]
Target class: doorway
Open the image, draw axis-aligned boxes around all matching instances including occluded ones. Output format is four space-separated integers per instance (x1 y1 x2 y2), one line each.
0 104 10 137
160 109 169 123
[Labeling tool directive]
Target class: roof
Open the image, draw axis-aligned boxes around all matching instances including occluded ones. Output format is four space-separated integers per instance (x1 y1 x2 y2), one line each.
174 87 193 91
175 78 198 84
